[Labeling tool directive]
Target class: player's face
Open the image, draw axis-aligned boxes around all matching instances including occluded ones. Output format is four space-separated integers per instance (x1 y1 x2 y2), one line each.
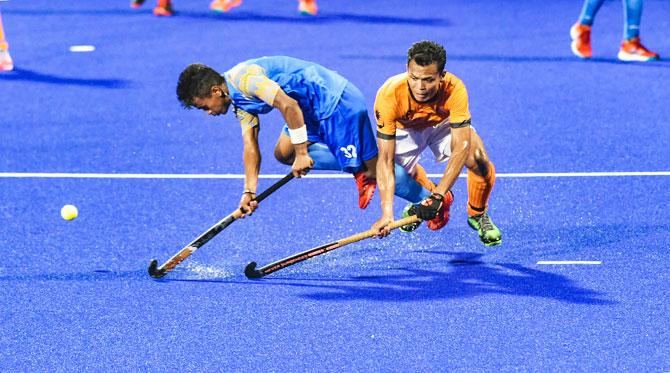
193 85 232 116
407 60 443 103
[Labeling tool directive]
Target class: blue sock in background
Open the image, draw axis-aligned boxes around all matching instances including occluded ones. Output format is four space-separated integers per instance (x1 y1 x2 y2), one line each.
308 143 342 171
394 164 431 203
623 0 642 40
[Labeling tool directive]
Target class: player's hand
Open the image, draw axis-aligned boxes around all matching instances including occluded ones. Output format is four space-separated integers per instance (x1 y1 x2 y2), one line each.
415 192 444 220
292 153 314 178
371 214 394 238
238 192 258 218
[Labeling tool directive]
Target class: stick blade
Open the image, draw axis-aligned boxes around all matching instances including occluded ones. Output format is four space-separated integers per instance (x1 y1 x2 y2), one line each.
244 262 264 279
147 259 167 279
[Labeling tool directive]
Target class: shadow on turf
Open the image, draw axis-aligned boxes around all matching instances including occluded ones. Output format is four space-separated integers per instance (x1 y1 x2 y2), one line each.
267 252 615 305
0 68 133 88
4 8 448 26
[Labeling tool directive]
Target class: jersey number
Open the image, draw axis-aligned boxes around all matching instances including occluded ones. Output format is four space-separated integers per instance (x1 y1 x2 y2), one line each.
340 145 358 159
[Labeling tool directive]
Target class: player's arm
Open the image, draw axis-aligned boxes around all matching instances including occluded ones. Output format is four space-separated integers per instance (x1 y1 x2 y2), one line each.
374 136 397 237
371 86 399 237
435 124 471 195
271 90 313 177
237 108 261 217
233 64 313 178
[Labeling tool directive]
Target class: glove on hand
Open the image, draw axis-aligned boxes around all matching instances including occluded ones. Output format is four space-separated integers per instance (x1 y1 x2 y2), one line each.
415 193 444 220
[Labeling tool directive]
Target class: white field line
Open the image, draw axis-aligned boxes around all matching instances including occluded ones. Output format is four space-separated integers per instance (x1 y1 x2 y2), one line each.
537 261 602 265
69 45 96 52
0 171 669 179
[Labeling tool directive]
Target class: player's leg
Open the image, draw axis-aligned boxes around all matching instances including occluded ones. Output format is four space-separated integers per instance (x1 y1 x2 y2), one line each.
617 0 659 61
394 128 433 231
463 129 501 246
570 0 605 58
274 128 341 171
319 84 378 209
0 13 13 72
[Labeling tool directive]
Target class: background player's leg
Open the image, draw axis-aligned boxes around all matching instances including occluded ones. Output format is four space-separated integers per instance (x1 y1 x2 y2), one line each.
578 0 606 25
0 13 13 72
274 132 341 171
617 0 658 61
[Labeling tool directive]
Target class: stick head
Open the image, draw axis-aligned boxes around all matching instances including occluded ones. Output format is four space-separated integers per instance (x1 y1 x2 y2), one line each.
244 262 264 279
147 259 167 279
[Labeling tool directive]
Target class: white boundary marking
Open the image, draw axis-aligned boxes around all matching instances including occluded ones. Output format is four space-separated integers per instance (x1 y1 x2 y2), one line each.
69 45 96 52
0 171 668 179
537 261 602 265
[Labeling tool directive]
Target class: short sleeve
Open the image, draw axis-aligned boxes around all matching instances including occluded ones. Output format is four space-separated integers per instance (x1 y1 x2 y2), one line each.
229 64 281 105
233 106 259 133
446 79 471 125
374 84 399 138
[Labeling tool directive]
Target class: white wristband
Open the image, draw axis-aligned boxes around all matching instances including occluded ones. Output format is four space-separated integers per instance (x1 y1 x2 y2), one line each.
288 125 308 144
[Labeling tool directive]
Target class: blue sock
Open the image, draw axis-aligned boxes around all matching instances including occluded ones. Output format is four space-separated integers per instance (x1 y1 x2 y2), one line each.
308 143 342 171
394 164 431 203
623 0 642 40
578 0 606 25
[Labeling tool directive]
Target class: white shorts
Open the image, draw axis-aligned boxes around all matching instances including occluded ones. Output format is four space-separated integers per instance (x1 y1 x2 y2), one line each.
394 122 456 173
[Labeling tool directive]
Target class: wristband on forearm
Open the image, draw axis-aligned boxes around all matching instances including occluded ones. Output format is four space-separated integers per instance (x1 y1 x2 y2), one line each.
287 125 308 144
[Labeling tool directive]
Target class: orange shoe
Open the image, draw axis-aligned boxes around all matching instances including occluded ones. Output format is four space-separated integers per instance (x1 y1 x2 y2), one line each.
618 37 659 62
152 0 173 16
426 190 454 231
210 0 243 12
153 6 173 16
570 22 592 59
354 171 376 209
298 0 318 16
0 50 13 72
130 0 145 9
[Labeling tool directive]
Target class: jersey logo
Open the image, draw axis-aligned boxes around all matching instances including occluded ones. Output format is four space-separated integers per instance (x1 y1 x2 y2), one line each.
340 145 358 159
375 110 384 129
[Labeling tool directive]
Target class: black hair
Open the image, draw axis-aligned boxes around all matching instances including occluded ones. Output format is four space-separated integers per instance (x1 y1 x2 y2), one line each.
176 63 225 109
407 40 447 72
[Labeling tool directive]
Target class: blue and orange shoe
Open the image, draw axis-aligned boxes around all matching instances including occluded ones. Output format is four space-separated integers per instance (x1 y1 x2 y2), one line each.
153 0 174 16
298 0 318 16
570 22 592 59
210 0 243 13
354 171 376 209
618 37 659 62
0 49 13 72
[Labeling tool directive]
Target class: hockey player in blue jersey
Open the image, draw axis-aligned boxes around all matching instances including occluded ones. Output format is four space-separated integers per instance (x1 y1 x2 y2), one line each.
176 57 432 217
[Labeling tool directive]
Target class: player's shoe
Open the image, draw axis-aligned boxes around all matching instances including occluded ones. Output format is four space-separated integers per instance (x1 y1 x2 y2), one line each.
210 0 243 13
0 49 13 72
298 0 318 16
353 171 376 209
467 213 502 246
426 190 454 231
570 22 592 59
399 203 421 233
153 1 174 16
130 0 145 9
617 37 659 62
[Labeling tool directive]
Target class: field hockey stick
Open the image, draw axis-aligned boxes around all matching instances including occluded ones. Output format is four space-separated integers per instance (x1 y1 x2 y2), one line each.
244 214 421 279
148 173 294 278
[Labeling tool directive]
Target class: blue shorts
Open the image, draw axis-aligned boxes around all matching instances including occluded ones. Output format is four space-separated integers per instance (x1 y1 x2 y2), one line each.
282 82 378 173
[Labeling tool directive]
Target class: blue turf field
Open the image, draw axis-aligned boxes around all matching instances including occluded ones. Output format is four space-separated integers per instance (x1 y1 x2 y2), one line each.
1 0 669 370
